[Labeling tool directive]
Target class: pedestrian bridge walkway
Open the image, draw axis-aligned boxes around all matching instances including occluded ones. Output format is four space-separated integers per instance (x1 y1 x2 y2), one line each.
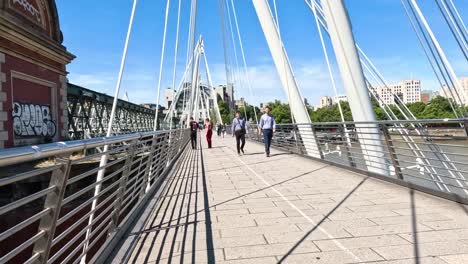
107 136 468 264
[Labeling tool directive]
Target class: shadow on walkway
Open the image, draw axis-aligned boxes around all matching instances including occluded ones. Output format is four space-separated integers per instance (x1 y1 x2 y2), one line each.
157 165 329 228
107 133 217 263
277 177 368 263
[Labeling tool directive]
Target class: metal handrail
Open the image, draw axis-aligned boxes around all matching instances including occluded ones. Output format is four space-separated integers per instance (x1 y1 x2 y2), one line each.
0 128 190 263
0 130 161 167
272 118 468 126
244 120 468 201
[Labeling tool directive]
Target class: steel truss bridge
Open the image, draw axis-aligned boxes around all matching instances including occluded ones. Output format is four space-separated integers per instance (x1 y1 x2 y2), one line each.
67 83 155 140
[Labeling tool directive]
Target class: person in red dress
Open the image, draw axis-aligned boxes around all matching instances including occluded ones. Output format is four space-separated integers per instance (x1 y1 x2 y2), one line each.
205 118 213 148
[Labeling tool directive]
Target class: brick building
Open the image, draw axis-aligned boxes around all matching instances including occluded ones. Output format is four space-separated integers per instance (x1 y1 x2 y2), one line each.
0 0 74 148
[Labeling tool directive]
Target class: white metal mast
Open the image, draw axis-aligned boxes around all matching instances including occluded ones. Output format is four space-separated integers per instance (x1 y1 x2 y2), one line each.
251 0 320 158
321 0 389 175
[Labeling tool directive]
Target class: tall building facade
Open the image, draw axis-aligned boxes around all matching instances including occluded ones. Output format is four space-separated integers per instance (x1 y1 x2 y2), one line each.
317 96 333 109
420 90 434 104
440 77 468 105
373 79 421 105
235 97 246 109
215 83 235 109
164 88 175 109
334 95 348 103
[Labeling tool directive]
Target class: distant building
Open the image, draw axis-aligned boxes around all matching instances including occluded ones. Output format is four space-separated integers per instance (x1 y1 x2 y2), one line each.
334 95 348 104
439 77 468 105
420 90 434 104
235 97 246 109
318 96 333 109
141 103 165 112
461 77 468 102
164 88 175 109
215 83 235 109
373 79 421 104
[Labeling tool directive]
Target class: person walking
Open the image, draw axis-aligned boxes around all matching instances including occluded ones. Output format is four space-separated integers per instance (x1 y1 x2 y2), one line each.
258 105 276 157
222 123 226 138
232 111 247 155
189 117 198 149
205 118 213 148
216 122 222 137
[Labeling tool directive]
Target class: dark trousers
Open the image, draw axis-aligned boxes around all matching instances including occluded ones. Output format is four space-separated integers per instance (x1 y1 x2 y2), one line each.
235 133 245 153
263 129 273 154
206 130 213 148
191 132 197 149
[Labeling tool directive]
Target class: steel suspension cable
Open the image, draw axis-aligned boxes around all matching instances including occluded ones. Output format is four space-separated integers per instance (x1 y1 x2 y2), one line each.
309 0 346 123
448 0 468 35
224 0 247 120
229 0 259 125
182 0 194 123
271 0 297 125
403 0 467 117
153 0 171 131
219 0 234 86
434 0 468 60
169 0 182 130
408 0 468 105
81 0 138 262
400 0 463 117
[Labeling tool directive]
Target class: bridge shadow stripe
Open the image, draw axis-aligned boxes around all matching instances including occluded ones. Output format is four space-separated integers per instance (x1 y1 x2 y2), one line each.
155 142 196 263
199 135 216 263
131 146 193 263
110 145 192 263
277 177 368 263
156 167 328 228
179 146 198 263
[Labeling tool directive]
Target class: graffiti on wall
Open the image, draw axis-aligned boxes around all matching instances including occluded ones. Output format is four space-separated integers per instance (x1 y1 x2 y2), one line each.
12 102 56 137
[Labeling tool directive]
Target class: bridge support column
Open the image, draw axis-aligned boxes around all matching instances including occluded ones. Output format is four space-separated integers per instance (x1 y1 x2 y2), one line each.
251 0 320 158
187 39 202 127
321 0 389 175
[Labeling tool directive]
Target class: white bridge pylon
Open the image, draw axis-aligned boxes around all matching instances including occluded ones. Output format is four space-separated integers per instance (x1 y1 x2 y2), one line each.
252 0 388 173
164 37 223 128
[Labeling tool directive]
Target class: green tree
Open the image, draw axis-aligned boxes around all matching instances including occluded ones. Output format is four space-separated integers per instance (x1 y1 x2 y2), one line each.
407 102 426 118
218 100 231 124
421 96 456 119
267 100 292 123
238 105 261 123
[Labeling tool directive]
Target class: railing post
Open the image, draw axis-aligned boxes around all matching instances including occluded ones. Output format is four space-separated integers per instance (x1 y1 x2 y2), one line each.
381 124 404 180
294 127 301 154
464 119 468 137
339 124 356 168
141 135 159 197
109 140 137 234
311 123 324 159
32 154 72 264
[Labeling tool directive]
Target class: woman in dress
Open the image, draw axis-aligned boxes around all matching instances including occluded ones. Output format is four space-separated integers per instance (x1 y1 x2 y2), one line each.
205 118 213 148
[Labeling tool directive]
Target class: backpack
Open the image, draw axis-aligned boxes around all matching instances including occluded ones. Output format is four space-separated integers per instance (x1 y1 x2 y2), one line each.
191 122 198 132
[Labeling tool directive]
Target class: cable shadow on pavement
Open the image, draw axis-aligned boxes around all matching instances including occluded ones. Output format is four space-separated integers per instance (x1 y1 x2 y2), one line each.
410 189 421 264
129 146 195 264
277 177 368 263
107 145 192 264
156 166 329 228
198 137 216 263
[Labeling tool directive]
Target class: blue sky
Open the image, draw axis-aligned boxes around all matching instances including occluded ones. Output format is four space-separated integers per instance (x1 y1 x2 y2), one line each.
56 0 468 107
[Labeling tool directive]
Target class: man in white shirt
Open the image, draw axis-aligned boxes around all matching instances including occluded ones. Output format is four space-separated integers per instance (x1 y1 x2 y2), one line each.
258 105 276 157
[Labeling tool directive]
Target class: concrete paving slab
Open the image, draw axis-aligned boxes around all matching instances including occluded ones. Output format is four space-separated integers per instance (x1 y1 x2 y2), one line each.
107 136 468 264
